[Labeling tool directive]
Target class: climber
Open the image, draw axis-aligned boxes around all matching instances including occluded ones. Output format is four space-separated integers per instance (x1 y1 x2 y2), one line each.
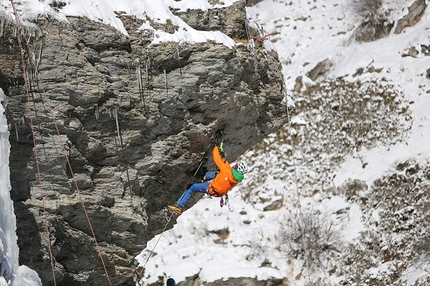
167 143 248 215
166 278 176 286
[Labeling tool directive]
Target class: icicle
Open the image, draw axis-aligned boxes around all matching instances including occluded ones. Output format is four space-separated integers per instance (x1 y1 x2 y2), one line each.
31 94 39 118
31 51 36 68
143 48 151 110
145 58 150 75
176 47 183 84
26 70 32 91
114 108 123 148
164 69 169 97
136 62 141 88
95 105 99 120
0 16 5 37
245 18 259 76
15 123 19 141
121 168 131 199
39 124 47 159
35 43 42 69
136 61 144 105
145 56 150 88
250 40 258 76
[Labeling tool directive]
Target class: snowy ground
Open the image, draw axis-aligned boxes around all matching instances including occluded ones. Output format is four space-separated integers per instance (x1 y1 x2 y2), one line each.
137 0 430 285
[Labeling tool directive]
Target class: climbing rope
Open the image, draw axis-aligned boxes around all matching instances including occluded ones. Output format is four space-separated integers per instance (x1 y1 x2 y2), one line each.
140 134 218 273
284 89 312 284
174 135 218 205
9 1 113 285
141 212 174 270
139 44 220 276
284 91 301 206
10 1 57 284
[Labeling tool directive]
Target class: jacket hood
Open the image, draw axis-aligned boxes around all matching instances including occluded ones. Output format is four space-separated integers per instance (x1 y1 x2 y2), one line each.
232 168 244 182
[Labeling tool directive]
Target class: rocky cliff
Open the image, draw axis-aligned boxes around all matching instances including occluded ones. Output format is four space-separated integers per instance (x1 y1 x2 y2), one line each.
0 1 289 285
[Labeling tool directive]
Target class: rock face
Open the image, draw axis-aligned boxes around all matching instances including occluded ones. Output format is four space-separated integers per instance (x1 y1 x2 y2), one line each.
394 0 427 34
352 0 427 42
0 1 289 285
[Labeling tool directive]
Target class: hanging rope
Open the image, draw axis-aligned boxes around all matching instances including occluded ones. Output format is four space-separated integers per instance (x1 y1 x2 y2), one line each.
283 89 312 284
139 43 217 278
174 134 219 206
10 2 57 284
140 144 212 273
284 91 301 206
141 212 174 271
140 134 218 273
9 1 113 284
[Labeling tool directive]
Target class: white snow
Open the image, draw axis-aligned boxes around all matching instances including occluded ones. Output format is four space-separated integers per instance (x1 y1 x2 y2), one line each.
0 0 237 47
137 0 430 285
0 90 41 285
1 0 430 285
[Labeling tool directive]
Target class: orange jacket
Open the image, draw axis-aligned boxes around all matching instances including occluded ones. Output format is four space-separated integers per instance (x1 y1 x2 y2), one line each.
208 146 238 196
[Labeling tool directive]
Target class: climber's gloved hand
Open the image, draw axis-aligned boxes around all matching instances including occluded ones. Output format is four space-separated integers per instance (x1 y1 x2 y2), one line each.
213 131 224 147
219 142 226 158
219 142 224 152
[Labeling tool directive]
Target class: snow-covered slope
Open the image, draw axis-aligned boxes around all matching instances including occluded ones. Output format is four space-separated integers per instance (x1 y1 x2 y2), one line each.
0 0 236 47
137 0 430 285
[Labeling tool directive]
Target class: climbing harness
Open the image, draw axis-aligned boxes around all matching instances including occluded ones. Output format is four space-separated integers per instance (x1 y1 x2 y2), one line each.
220 194 233 212
188 131 223 182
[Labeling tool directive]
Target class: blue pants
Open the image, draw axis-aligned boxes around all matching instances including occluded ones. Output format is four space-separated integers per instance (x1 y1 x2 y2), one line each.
176 181 210 208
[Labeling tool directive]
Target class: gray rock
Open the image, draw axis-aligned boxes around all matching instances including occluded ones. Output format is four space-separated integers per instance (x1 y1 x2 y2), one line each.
394 0 427 34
